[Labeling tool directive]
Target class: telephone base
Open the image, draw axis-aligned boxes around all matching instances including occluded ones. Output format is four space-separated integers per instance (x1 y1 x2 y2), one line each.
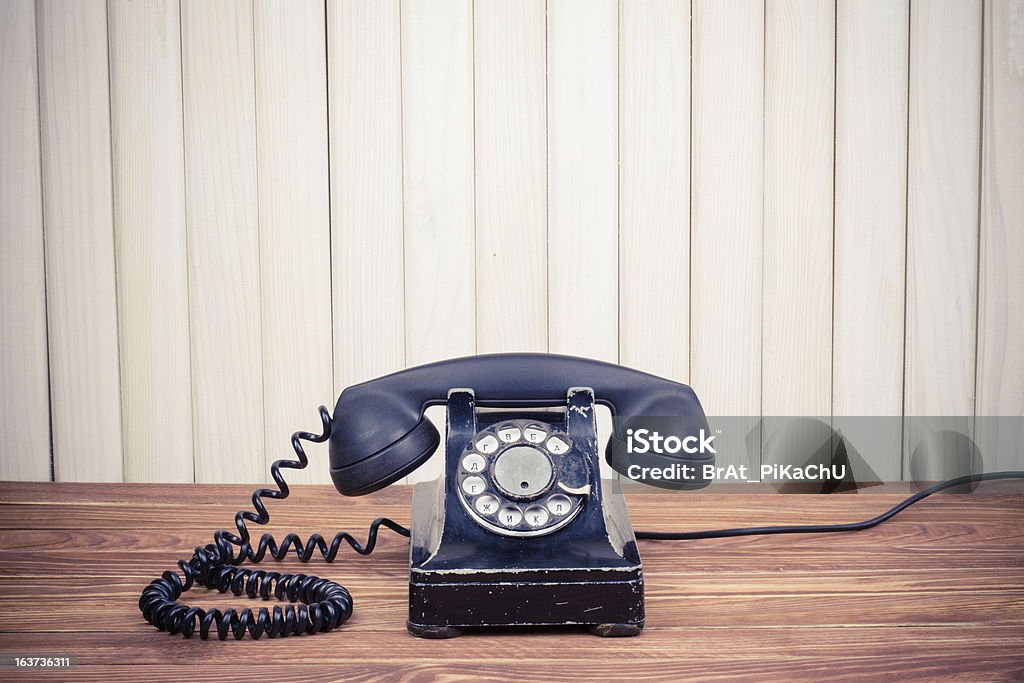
408 571 645 637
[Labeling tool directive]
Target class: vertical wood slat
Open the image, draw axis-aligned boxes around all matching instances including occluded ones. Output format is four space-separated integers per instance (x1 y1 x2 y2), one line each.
903 0 983 478
401 0 476 482
108 0 193 483
474 0 547 354
180 0 263 483
832 0 909 481
401 0 476 369
690 0 764 471
904 0 982 418
619 0 690 383
977 0 1024 470
37 0 124 482
761 0 835 472
763 0 834 416
328 0 405 396
254 0 333 483
547 0 618 364
0 0 50 481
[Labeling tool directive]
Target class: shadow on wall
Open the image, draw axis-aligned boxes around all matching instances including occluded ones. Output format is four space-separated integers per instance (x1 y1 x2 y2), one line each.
759 417 995 492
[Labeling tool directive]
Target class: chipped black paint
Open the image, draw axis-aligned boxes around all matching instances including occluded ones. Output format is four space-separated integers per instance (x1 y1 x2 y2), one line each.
407 388 645 638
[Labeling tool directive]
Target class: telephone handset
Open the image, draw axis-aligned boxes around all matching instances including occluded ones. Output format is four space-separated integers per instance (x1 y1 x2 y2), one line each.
329 353 709 495
140 353 712 639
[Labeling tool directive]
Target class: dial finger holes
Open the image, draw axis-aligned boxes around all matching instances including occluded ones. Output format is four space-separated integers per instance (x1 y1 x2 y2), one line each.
476 434 499 454
546 436 569 454
547 494 572 516
462 453 486 473
497 425 521 443
523 426 547 444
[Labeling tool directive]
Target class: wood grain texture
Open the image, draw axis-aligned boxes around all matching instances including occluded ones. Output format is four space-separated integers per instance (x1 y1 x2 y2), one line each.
3 0 1015 487
0 659 1020 682
327 0 406 395
763 0 834 416
0 481 1021 680
107 0 193 483
474 0 548 354
976 1 1024 472
254 0 333 484
619 0 690 382
400 0 476 368
36 0 124 482
0 0 49 481
761 0 835 473
904 0 982 421
903 0 983 480
690 0 763 418
690 0 763 476
547 0 619 363
180 0 263 483
833 0 909 480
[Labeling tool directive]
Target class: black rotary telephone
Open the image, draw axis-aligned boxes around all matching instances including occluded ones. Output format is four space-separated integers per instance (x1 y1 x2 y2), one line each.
139 353 1024 640
140 353 711 639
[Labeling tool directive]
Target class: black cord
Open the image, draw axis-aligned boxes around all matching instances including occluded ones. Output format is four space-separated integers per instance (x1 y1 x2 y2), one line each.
635 471 1024 540
139 406 410 640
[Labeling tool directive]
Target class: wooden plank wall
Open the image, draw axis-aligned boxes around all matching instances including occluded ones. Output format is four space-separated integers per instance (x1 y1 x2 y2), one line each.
0 0 1021 484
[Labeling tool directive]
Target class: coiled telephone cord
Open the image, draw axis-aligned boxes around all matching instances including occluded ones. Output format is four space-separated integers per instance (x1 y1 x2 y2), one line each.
138 406 411 640
139 406 1024 640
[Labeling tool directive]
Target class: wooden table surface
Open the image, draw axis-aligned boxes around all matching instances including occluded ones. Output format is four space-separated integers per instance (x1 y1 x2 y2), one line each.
0 481 1022 681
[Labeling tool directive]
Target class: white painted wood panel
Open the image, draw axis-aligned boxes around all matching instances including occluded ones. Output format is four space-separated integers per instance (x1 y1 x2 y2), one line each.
328 0 406 396
977 0 1024 418
254 0 333 483
977 0 1024 471
180 0 263 483
108 0 193 483
401 0 476 483
690 0 763 473
904 0 982 419
401 0 476 369
903 0 982 480
2 0 1012 484
690 0 764 417
474 0 547 354
833 0 909 480
36 0 124 482
0 0 50 481
619 0 690 383
761 0 835 474
547 0 619 364
763 0 834 416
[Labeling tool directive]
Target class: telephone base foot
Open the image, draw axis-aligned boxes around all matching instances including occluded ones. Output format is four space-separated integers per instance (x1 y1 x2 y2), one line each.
588 622 644 637
406 621 464 639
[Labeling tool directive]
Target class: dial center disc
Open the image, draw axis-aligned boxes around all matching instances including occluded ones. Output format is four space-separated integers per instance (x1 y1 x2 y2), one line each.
492 446 553 498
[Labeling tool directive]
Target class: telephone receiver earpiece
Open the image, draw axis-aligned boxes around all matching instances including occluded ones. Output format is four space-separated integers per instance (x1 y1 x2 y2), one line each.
329 353 708 496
